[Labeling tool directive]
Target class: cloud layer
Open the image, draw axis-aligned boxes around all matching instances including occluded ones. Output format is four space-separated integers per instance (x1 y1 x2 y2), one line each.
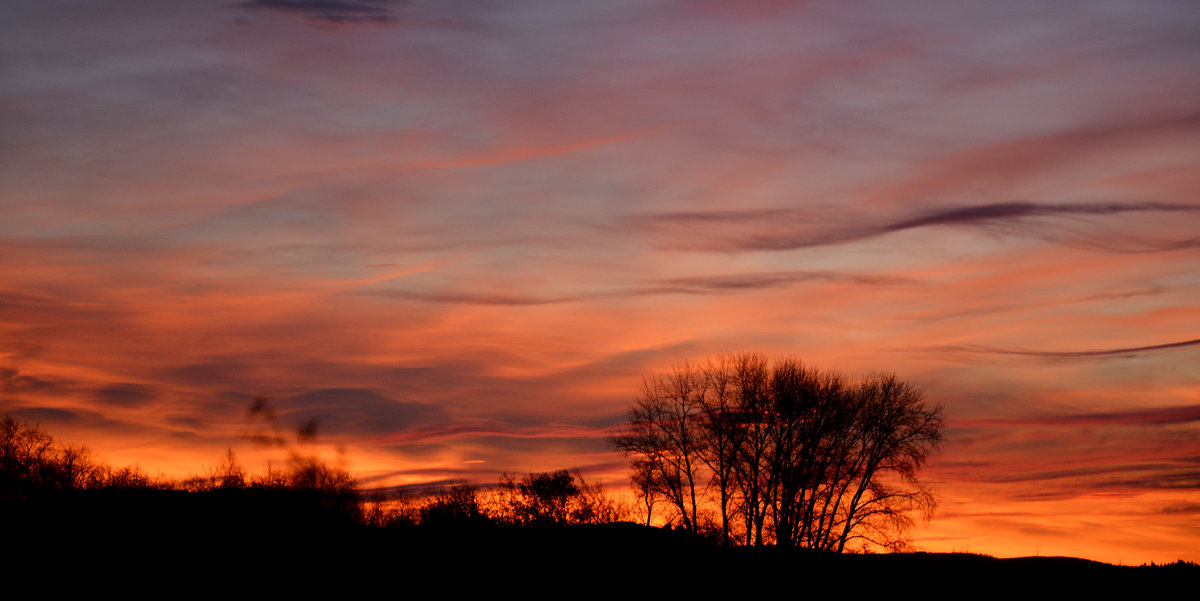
2 0 1198 563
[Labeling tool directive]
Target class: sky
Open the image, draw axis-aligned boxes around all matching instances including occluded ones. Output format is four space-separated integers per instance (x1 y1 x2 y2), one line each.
2 0 1198 564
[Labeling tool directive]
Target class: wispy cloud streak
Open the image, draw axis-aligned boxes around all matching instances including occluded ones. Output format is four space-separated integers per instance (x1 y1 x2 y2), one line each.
373 269 911 305
239 0 401 24
965 463 1199 488
957 404 1200 428
645 201 1200 252
931 338 1200 362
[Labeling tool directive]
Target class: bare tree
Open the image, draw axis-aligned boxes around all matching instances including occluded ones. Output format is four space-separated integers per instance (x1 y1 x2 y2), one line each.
53 445 103 490
826 373 942 552
696 354 746 545
2 416 109 498
608 364 707 533
729 353 774 547
629 457 662 527
1 415 55 500
569 469 626 525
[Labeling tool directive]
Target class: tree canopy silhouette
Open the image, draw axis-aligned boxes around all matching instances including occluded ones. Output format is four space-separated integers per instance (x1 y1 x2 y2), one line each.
609 353 944 551
494 468 625 526
1 415 117 502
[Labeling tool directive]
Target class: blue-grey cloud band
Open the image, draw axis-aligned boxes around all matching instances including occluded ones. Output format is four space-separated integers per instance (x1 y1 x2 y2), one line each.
644 201 1200 252
239 0 400 24
372 269 912 306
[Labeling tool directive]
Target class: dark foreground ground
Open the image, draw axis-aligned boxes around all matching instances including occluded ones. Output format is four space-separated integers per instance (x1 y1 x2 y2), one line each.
6 489 1193 592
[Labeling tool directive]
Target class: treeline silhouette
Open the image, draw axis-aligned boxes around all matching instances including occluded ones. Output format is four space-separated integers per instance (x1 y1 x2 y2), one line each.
1 414 364 536
1 414 628 534
4 414 1193 581
2 414 161 498
3 412 724 582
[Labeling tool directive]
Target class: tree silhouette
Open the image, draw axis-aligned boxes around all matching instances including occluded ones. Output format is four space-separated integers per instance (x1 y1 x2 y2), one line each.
500 469 580 525
1 415 55 501
608 364 707 534
212 448 247 490
495 468 623 526
420 483 489 527
609 353 943 551
1 415 111 500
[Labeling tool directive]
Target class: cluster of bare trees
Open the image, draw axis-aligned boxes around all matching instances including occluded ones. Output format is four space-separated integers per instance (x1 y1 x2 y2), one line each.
609 353 943 551
2 413 363 529
1 415 160 500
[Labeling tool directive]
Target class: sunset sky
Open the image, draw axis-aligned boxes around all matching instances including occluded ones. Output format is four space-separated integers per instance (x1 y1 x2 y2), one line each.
2 0 1198 564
